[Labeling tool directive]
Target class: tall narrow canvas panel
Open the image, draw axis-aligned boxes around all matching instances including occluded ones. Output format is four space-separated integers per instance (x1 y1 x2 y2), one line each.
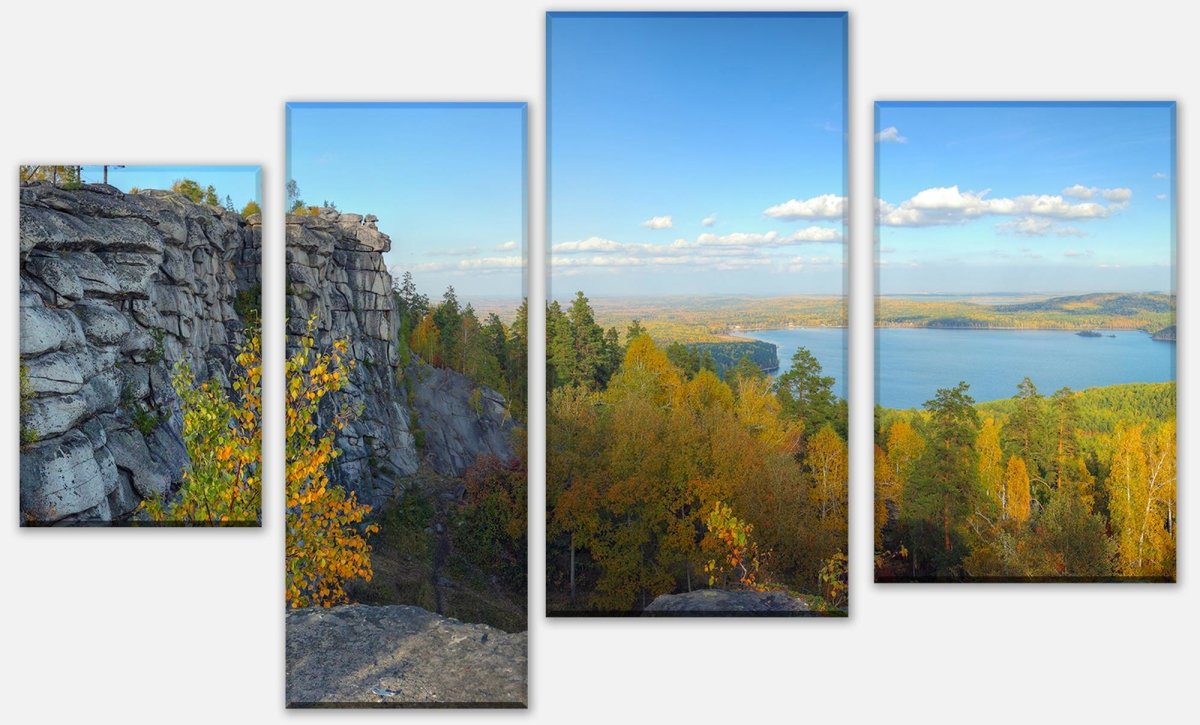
873 101 1177 583
19 165 263 526
284 102 528 706
547 12 850 616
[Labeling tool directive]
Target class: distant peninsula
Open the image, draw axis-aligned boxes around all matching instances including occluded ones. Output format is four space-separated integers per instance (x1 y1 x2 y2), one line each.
1151 324 1176 341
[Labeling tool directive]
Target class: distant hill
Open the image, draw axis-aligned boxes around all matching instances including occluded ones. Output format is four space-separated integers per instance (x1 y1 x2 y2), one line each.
878 292 1174 332
998 292 1174 315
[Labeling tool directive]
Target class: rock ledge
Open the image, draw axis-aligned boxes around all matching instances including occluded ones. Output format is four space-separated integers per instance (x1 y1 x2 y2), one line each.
286 604 527 707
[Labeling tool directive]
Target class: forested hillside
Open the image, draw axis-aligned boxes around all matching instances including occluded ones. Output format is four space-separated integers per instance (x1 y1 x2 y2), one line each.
875 380 1176 581
548 292 849 613
878 292 1175 332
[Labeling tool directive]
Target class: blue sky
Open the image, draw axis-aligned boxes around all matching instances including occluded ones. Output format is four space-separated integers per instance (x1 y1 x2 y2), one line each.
549 12 848 298
79 165 260 209
877 102 1175 295
287 103 526 302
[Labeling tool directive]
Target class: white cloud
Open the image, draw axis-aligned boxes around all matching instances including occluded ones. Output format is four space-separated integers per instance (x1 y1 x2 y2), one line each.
1152 171 1168 179
550 224 842 275
997 217 1053 236
1156 193 1168 201
763 194 846 221
407 255 523 275
1064 249 1094 258
876 126 908 144
878 185 1122 228
1061 185 1132 206
701 214 717 227
553 236 628 254
997 217 1088 238
496 240 518 251
641 215 673 230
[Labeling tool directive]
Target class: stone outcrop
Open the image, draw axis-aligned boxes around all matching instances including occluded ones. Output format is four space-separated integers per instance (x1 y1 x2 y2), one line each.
643 588 814 615
286 211 515 507
286 211 419 507
19 183 260 524
408 363 516 476
286 604 526 707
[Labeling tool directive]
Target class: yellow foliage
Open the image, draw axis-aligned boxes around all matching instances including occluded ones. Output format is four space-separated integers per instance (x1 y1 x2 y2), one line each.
142 333 261 524
977 417 1004 510
285 317 378 608
702 501 766 590
409 313 440 365
1107 422 1175 577
1004 455 1032 524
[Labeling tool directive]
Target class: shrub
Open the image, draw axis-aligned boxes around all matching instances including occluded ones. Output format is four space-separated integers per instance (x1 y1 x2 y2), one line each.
141 333 261 524
285 317 378 607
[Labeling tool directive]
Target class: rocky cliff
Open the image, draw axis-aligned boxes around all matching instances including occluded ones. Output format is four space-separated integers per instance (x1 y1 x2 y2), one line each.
643 588 815 615
285 211 516 509
19 183 261 524
286 604 527 707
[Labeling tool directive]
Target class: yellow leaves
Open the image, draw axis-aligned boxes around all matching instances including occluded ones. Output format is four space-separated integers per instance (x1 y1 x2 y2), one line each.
285 320 375 608
1106 421 1175 577
140 332 261 525
1004 456 1032 524
701 501 766 589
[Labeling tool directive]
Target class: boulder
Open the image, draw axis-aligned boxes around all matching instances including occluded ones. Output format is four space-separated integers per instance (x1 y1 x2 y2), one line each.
20 430 114 522
643 589 814 615
26 254 83 303
24 351 85 395
21 305 82 356
409 364 515 477
286 605 526 707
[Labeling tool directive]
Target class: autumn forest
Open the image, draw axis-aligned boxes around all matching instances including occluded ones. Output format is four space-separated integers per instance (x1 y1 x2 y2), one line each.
547 292 850 613
875 379 1176 581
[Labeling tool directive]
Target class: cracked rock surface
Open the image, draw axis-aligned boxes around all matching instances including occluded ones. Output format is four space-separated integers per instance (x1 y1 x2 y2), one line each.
286 604 527 707
19 182 260 524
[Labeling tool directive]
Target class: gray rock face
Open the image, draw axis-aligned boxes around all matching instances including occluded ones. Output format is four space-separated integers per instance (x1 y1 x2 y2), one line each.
408 363 516 476
19 182 261 524
286 212 419 508
642 589 814 615
286 212 519 507
286 604 526 707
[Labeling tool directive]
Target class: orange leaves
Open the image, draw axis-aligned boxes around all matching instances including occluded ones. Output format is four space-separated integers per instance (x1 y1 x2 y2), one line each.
702 501 766 590
141 332 261 525
285 316 375 609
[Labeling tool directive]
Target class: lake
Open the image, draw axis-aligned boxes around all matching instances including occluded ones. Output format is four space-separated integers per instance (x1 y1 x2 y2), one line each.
734 328 848 399
876 328 1175 409
736 327 1175 409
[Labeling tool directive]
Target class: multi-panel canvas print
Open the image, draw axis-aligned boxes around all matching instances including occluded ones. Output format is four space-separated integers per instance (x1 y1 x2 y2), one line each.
284 103 527 706
546 12 849 615
19 165 262 526
873 101 1177 582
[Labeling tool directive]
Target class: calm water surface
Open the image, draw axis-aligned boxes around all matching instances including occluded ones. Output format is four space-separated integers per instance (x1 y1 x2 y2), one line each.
734 328 847 399
737 327 1174 409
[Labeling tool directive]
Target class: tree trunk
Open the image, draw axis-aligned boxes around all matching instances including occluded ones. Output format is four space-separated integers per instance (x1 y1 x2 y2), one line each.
569 532 576 607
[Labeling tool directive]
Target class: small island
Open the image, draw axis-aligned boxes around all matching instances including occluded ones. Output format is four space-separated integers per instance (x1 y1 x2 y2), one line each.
1076 330 1103 338
1152 325 1176 342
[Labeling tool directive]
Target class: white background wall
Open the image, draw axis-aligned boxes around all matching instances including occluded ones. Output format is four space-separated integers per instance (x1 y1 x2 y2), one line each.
0 1 1193 722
